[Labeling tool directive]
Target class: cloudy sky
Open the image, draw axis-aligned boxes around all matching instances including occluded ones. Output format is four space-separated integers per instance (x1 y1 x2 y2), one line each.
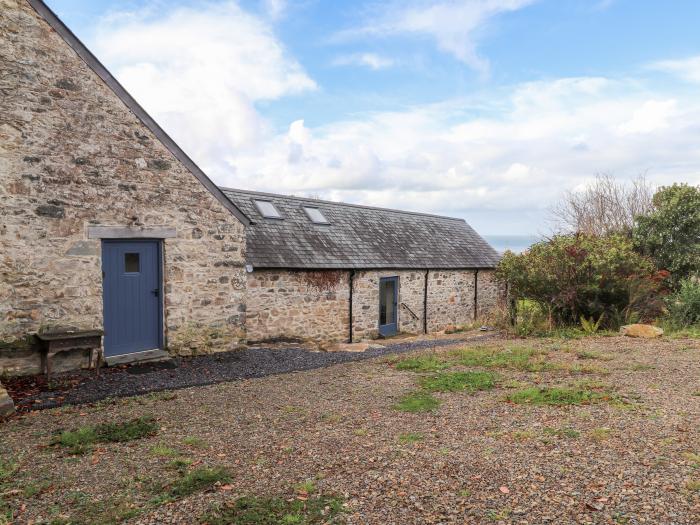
47 0 700 235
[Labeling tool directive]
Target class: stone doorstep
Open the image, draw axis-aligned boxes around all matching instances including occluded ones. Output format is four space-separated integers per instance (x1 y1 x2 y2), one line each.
104 348 172 367
0 382 15 419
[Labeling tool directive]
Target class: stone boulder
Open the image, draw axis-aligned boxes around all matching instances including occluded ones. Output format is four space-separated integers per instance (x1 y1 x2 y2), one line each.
0 383 15 418
620 324 663 338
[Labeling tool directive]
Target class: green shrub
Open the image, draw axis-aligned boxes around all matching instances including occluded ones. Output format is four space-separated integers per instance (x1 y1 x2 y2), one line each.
497 233 665 328
665 278 700 328
634 183 700 288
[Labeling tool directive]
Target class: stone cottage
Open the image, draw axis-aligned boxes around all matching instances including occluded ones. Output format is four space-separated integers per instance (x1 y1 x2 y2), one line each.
224 189 502 344
0 0 501 377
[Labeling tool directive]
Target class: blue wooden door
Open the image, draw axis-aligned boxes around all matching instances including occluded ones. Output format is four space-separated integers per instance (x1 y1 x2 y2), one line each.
102 240 162 357
379 276 398 336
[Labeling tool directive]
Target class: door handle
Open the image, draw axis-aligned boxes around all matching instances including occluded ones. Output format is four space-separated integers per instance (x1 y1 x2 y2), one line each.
152 288 159 297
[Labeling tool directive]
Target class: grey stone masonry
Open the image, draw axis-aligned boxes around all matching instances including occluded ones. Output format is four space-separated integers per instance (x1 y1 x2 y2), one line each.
0 0 247 371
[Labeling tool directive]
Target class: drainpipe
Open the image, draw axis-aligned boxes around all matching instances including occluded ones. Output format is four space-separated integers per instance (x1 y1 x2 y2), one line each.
423 269 429 334
473 269 479 322
348 270 355 343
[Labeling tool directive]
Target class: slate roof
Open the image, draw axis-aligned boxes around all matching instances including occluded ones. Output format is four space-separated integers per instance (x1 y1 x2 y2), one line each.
221 188 501 270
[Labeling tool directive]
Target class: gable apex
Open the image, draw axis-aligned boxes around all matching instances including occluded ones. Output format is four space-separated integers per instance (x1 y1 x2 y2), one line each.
26 0 250 226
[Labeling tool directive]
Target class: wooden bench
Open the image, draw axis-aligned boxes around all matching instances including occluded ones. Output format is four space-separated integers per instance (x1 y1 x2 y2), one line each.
35 330 103 381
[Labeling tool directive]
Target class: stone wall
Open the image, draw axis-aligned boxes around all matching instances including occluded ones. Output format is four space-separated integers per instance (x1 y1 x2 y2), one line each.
352 270 427 341
246 270 350 343
426 270 476 332
475 269 503 319
0 0 247 373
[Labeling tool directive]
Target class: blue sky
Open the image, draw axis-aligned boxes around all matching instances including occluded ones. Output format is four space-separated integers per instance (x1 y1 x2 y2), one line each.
45 0 700 234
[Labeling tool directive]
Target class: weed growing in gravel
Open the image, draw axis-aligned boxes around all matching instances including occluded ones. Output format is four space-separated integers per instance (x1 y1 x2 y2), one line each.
151 444 179 457
398 432 424 444
630 363 655 371
183 436 207 448
167 466 231 499
590 428 614 441
506 384 614 406
511 430 535 441
203 493 345 525
681 452 700 467
394 391 440 412
563 364 610 375
295 480 317 494
419 371 496 393
455 346 551 372
52 416 158 454
394 354 450 372
543 427 580 439
685 479 700 492
486 507 511 520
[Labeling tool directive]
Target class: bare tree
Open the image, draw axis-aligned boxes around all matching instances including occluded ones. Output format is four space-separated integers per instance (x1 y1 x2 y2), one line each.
550 174 654 236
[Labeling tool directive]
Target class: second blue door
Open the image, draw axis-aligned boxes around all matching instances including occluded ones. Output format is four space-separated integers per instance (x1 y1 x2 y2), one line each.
102 240 162 357
379 276 398 336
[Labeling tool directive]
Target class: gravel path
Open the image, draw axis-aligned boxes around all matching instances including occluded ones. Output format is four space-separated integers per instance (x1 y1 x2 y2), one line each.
2 335 699 524
6 334 496 411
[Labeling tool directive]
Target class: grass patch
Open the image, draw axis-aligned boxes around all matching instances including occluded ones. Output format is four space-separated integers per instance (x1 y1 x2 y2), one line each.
203 494 345 525
630 363 655 371
419 371 496 393
682 452 700 467
397 432 424 444
394 391 440 412
165 467 231 499
455 346 551 372
590 427 614 441
394 354 450 372
294 480 316 494
52 416 158 454
183 436 207 448
151 444 179 457
506 384 613 406
543 427 580 439
511 430 535 441
685 480 700 492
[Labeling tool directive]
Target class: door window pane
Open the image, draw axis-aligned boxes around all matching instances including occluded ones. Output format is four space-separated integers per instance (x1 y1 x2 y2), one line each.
125 252 140 273
380 278 396 326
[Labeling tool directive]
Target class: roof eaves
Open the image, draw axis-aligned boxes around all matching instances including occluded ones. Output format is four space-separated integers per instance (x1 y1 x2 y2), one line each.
27 0 251 226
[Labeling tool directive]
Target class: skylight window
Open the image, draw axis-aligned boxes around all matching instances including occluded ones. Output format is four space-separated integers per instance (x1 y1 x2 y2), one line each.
303 206 329 224
254 199 282 219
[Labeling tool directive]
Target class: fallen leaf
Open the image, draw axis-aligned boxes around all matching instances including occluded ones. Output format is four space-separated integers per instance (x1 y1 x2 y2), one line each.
220 484 234 491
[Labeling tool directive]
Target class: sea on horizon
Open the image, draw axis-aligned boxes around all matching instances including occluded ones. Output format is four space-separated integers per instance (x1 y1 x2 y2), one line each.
483 234 540 254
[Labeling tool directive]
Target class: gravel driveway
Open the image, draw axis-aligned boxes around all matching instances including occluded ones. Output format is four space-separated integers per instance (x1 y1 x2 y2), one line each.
5 334 495 411
1 335 699 524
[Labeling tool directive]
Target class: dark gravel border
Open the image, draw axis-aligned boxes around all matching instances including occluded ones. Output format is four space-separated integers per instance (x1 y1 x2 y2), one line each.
8 334 499 412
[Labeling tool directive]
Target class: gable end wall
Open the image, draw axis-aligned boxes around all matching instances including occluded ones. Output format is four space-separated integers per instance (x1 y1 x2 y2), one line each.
0 0 246 373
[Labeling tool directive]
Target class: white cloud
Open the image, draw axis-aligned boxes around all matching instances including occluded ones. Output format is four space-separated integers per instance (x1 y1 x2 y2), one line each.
93 1 315 165
336 0 536 75
262 0 287 20
618 99 677 135
91 3 700 234
332 53 395 70
649 55 700 84
222 75 700 233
